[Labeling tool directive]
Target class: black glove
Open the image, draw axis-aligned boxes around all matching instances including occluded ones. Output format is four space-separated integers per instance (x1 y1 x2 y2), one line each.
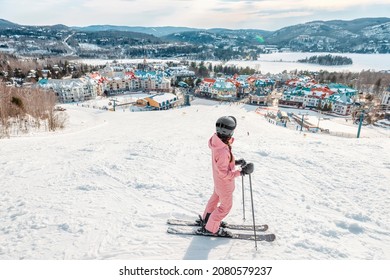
241 163 254 176
235 158 246 166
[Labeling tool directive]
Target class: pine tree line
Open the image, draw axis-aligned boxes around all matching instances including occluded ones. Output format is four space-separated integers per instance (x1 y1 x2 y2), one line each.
189 61 255 78
298 54 352 65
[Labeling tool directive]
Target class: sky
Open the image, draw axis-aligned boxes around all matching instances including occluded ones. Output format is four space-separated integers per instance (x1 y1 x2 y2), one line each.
1 0 390 31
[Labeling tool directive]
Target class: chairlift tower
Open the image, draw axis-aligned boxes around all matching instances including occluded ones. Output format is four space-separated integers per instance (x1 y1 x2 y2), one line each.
109 98 119 111
357 110 365 138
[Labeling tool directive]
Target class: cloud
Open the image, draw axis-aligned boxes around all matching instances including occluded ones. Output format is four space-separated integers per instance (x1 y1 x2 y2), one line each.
218 0 266 2
199 0 390 29
247 0 390 11
251 10 314 20
0 0 389 30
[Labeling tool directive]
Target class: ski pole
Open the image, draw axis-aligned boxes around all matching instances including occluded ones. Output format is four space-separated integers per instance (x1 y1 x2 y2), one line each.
241 175 246 221
248 173 258 250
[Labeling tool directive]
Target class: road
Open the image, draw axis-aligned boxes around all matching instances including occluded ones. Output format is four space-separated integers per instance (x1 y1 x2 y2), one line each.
62 32 76 56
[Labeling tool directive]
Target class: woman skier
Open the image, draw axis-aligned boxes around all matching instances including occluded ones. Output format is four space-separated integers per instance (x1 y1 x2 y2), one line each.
199 116 253 236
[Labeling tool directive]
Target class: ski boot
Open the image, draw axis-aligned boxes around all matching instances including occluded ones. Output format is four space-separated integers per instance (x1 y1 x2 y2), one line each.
195 226 233 237
196 214 228 228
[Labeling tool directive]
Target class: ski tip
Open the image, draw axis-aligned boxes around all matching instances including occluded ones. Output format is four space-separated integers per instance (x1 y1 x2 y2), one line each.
266 234 276 242
166 227 178 234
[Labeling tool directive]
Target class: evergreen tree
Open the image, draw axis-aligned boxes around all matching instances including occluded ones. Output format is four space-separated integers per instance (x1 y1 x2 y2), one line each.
7 65 13 78
316 99 322 110
374 78 381 93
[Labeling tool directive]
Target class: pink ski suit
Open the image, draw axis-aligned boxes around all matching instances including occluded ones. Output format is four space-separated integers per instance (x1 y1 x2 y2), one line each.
203 133 241 233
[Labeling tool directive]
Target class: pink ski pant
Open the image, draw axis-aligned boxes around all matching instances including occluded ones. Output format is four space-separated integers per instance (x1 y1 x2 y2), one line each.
203 185 235 233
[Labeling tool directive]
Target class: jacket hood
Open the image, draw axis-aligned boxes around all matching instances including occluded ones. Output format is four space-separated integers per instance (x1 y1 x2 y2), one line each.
208 133 234 149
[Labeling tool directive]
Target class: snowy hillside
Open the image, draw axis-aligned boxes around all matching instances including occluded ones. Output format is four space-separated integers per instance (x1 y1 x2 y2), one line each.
1 99 389 260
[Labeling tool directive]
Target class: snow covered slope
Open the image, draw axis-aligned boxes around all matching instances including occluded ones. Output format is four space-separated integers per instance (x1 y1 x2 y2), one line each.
1 100 389 260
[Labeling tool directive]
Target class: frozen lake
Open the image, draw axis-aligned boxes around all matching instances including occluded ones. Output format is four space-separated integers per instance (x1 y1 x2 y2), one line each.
76 52 390 74
228 52 390 74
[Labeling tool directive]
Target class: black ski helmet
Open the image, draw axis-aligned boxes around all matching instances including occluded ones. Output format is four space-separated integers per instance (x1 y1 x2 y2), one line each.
216 116 237 138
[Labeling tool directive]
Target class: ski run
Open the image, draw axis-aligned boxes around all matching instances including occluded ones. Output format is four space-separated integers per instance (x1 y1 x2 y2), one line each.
1 98 389 260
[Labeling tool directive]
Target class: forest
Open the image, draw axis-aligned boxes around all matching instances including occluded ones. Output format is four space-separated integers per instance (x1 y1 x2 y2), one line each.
298 54 353 65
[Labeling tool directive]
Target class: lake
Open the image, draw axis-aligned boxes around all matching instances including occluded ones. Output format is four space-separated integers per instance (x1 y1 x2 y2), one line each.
77 52 390 74
227 52 390 74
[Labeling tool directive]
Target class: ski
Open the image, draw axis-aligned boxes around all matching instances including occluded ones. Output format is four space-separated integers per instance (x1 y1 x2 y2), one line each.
167 218 268 232
167 226 276 242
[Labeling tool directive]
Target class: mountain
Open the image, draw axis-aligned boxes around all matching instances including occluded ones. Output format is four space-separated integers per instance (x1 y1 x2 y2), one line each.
47 24 70 30
163 28 271 44
0 18 20 29
0 17 389 58
0 21 165 58
72 30 162 43
75 25 201 37
324 17 390 33
266 17 390 53
268 17 390 40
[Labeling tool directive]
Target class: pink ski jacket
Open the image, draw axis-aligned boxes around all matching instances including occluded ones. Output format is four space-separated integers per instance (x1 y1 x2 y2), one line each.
208 133 241 191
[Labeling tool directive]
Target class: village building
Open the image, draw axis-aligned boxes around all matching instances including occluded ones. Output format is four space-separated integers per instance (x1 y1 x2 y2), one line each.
198 78 216 96
380 87 390 109
230 75 251 97
198 75 276 101
103 70 171 94
38 77 98 103
143 93 178 110
249 88 269 105
165 66 195 78
211 79 237 100
324 92 355 115
327 83 358 97
87 72 105 96
279 89 305 108
281 78 358 115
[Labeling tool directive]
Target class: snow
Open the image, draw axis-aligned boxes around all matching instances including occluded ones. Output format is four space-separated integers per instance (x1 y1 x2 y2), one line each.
1 98 390 260
78 43 102 51
257 106 390 138
80 94 150 110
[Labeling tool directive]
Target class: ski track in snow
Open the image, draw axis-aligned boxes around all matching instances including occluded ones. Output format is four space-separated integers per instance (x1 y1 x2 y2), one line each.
0 102 389 260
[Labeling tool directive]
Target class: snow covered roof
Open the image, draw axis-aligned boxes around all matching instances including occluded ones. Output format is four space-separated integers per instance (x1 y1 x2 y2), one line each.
39 78 95 89
135 70 157 79
213 79 236 91
328 83 357 95
149 93 177 103
327 93 353 104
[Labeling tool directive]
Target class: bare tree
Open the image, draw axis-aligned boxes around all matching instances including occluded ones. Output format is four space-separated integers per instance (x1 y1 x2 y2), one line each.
0 82 67 138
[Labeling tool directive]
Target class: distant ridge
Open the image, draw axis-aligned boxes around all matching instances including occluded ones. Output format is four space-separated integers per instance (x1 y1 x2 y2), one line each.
2 17 389 36
265 17 390 52
0 19 20 29
307 17 390 32
1 17 389 55
74 25 202 37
